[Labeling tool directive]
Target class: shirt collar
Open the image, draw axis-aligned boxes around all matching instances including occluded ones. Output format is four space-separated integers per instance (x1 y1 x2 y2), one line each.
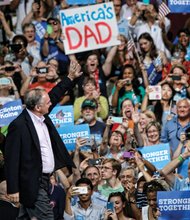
27 109 45 123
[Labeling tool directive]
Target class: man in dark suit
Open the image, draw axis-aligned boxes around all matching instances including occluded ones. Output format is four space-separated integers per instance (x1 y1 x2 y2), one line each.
4 61 82 219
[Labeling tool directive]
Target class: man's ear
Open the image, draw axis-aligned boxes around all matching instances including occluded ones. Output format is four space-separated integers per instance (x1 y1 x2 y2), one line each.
112 169 117 177
35 104 41 112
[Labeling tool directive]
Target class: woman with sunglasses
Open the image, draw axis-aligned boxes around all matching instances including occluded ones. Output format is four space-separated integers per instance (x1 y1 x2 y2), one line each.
104 192 135 220
41 17 69 76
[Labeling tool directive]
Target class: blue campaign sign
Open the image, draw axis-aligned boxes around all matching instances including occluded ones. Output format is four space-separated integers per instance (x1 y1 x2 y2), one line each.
66 0 95 5
49 105 74 127
0 99 23 127
139 143 171 169
157 191 190 220
57 124 90 151
168 0 190 13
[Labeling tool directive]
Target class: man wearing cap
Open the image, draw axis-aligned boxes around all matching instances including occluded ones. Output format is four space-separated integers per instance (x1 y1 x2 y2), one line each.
79 98 106 145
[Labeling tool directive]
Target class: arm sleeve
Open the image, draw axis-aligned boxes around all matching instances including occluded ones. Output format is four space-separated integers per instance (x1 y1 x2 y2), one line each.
4 121 21 194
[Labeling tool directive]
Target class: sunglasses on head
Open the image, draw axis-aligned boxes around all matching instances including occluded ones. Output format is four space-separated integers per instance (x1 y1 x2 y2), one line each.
48 21 58 25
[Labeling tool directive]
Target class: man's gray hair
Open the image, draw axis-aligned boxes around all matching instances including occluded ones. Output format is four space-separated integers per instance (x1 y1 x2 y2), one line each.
120 166 138 182
24 88 46 110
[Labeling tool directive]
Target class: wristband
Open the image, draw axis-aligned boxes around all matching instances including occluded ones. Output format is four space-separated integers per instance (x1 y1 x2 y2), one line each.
178 154 184 162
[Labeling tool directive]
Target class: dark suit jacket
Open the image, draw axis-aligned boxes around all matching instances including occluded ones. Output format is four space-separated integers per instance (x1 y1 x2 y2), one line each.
5 76 75 207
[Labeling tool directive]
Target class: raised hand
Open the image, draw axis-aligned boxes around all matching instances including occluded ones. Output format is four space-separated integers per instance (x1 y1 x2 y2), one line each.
68 60 82 80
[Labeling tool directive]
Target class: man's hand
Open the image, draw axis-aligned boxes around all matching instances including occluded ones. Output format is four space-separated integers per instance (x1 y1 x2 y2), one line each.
7 192 19 203
68 60 82 80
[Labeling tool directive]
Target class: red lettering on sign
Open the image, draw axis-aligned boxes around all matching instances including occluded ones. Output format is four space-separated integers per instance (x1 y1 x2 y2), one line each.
95 22 112 44
65 27 82 50
84 25 99 48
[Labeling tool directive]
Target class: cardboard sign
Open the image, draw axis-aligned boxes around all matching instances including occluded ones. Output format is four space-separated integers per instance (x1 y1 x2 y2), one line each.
148 85 162 100
49 105 74 127
158 191 190 220
59 2 120 54
66 0 96 5
57 124 90 151
0 99 23 127
139 143 171 169
168 0 190 13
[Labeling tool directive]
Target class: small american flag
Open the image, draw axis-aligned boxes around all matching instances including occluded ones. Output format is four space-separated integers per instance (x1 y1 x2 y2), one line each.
127 38 135 52
158 2 171 19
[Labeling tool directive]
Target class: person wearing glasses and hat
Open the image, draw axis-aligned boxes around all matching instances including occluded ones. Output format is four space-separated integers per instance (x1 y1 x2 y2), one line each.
79 98 106 146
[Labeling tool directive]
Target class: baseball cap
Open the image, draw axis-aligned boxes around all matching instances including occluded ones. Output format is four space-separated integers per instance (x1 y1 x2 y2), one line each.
81 99 97 109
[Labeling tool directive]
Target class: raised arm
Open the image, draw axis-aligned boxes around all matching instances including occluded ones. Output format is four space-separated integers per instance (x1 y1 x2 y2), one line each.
160 142 190 187
102 45 117 77
99 117 113 156
0 11 14 39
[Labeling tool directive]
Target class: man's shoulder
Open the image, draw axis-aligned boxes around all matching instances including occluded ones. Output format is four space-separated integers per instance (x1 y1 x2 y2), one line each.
95 120 106 127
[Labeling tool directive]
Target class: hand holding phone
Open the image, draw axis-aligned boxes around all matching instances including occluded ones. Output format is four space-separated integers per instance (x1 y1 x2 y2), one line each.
88 158 102 166
171 75 181 81
72 186 88 195
107 202 115 212
123 151 134 159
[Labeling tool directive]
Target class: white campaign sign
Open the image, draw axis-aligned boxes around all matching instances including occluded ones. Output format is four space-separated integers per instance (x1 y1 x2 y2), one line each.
59 2 120 54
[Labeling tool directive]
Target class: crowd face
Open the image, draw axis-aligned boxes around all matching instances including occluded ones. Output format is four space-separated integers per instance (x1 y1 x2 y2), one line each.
113 0 122 16
48 20 60 33
143 4 157 20
36 92 52 115
172 67 185 77
176 100 190 119
147 191 157 210
139 38 152 53
83 82 96 95
161 84 173 101
139 113 152 130
78 183 92 203
122 67 134 82
126 0 137 7
109 196 125 215
82 107 96 123
101 162 114 180
110 132 123 148
117 35 126 51
85 167 100 187
120 169 135 188
122 99 134 118
86 55 99 73
147 125 160 145
36 61 48 82
178 32 189 47
24 26 35 43
137 180 146 193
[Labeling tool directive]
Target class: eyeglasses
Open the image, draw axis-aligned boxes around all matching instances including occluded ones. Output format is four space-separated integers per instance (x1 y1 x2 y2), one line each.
101 166 113 171
48 21 58 25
